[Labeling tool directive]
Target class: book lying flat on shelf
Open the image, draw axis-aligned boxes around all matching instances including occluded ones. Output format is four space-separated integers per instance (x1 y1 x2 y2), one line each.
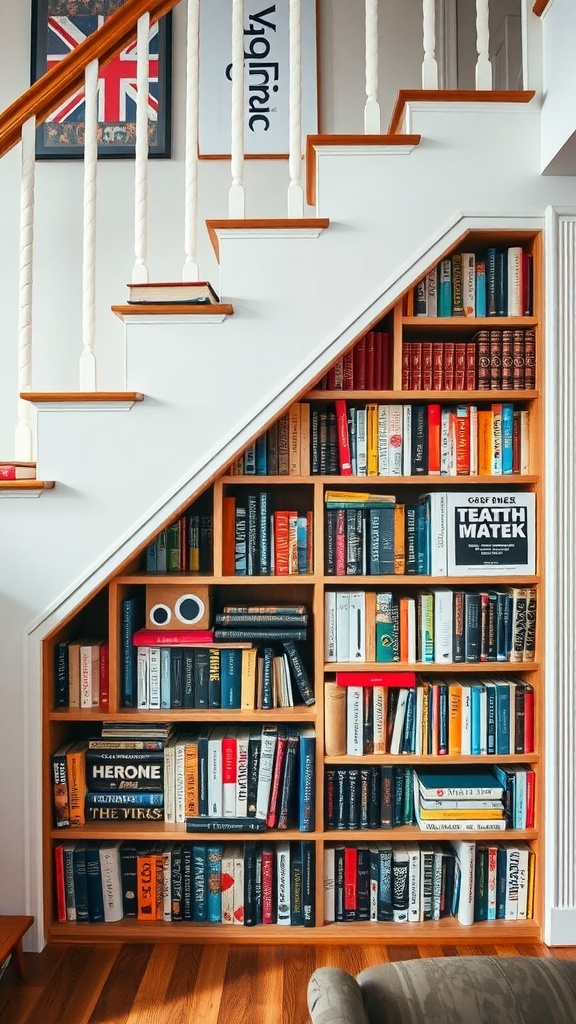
0 462 36 479
126 281 220 304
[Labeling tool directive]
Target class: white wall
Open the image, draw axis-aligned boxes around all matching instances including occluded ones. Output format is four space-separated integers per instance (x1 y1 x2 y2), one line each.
540 0 576 174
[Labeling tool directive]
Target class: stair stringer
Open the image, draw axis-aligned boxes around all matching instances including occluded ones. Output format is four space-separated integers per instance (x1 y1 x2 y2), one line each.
7 101 576 947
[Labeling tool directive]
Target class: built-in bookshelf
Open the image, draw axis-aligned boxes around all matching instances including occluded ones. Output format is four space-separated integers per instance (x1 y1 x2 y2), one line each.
43 229 543 942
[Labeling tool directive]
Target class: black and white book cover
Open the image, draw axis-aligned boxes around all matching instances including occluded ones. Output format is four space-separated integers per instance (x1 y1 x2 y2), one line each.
445 492 535 576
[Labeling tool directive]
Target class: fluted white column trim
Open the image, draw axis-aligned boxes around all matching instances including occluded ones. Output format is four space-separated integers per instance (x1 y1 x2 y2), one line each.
79 59 98 390
364 0 381 134
132 13 150 283
544 206 576 945
15 117 36 462
183 0 200 281
287 0 304 217
229 0 245 218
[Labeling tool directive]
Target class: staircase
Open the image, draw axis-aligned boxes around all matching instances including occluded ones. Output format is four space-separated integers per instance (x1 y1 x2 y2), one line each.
2 0 576 951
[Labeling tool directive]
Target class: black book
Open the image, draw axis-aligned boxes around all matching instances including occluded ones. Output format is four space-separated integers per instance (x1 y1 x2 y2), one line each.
405 503 419 575
290 845 303 926
170 648 184 708
185 817 268 833
85 844 105 923
377 845 393 921
282 641 315 706
119 842 138 918
453 591 466 662
258 490 271 575
246 493 258 577
54 640 70 708
345 508 364 575
464 592 481 662
301 840 316 926
192 844 207 923
247 726 262 817
368 766 381 830
334 846 345 922
411 405 428 475
325 768 336 829
182 845 193 920
170 844 183 921
244 843 258 926
379 765 394 829
85 749 164 792
193 648 209 709
208 647 221 709
183 648 195 709
356 846 370 922
214 628 307 642
393 765 405 825
72 844 89 923
347 767 360 830
363 689 374 755
197 728 210 817
277 728 299 830
334 767 348 830
359 767 371 830
121 594 145 708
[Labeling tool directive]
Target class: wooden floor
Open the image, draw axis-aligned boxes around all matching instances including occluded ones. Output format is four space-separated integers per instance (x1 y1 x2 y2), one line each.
1 940 575 1024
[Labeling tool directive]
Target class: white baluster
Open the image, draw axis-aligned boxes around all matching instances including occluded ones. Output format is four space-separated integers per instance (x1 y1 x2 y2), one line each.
422 0 439 89
15 117 36 462
132 13 150 282
79 59 98 390
229 0 245 218
183 0 200 281
288 0 304 217
364 0 381 134
475 0 493 90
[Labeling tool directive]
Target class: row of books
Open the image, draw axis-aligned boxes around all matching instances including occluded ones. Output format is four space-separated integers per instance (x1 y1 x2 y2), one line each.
333 401 530 478
315 329 391 392
323 838 534 924
54 839 316 926
402 329 536 392
52 723 316 832
324 587 537 664
54 638 109 709
229 402 313 477
129 639 312 711
324 764 534 833
325 675 535 758
222 495 314 575
408 246 533 319
145 513 213 574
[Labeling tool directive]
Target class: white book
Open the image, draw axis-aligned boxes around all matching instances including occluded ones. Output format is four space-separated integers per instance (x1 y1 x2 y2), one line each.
426 268 438 317
516 842 530 919
450 839 476 925
222 727 238 818
389 688 409 755
479 685 488 755
208 725 226 817
325 591 337 662
323 847 336 923
406 597 417 664
235 725 250 817
163 735 178 824
416 812 506 832
98 842 123 922
80 642 98 709
372 686 386 753
387 404 404 476
348 590 366 661
513 765 527 829
356 408 368 476
440 408 452 476
402 405 412 476
418 842 434 922
378 405 389 475
335 591 351 662
255 725 278 819
431 588 453 663
221 847 235 923
174 735 188 824
405 842 421 922
162 847 172 922
160 648 171 709
346 686 364 755
433 847 444 921
137 647 149 709
276 842 291 925
148 647 161 710
507 246 523 316
156 529 167 572
505 845 520 920
425 492 448 576
461 253 476 316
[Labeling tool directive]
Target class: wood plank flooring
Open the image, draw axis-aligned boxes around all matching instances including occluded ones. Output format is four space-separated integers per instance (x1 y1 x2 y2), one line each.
0 941 575 1024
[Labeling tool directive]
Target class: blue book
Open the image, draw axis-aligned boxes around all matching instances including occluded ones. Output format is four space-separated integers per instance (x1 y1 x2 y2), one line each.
85 844 105 922
182 845 193 920
297 517 308 574
243 443 257 475
192 845 207 922
470 683 483 756
438 259 452 316
235 505 247 575
298 726 315 832
405 503 419 575
416 500 430 575
369 507 395 574
86 792 164 807
415 766 503 798
255 433 267 475
145 539 157 572
72 843 90 922
121 594 145 708
495 681 512 755
220 648 242 709
206 844 223 922
475 253 487 317
486 246 499 316
258 491 270 575
502 403 514 475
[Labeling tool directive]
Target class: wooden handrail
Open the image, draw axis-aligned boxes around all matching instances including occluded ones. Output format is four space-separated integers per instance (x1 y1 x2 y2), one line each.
532 0 552 15
0 0 181 159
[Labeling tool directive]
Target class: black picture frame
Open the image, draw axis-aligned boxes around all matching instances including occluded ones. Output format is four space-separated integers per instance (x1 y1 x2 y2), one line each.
30 0 172 159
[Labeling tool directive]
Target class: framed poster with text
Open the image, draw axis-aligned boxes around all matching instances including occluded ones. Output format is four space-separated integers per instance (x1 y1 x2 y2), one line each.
30 0 172 158
199 0 318 158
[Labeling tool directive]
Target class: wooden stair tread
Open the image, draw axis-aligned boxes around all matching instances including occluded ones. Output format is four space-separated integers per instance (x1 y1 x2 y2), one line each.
388 89 536 134
112 303 234 320
0 480 54 491
20 392 144 403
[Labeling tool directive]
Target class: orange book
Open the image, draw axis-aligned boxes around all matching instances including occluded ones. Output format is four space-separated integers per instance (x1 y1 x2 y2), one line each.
184 737 199 818
394 504 406 574
399 596 411 663
137 854 158 920
448 684 463 755
66 739 88 827
477 409 493 475
274 511 294 575
288 404 301 475
366 404 379 476
222 496 236 575
427 404 441 474
300 403 311 477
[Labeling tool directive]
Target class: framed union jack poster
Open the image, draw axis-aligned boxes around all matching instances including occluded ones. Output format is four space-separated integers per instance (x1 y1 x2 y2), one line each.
31 0 172 158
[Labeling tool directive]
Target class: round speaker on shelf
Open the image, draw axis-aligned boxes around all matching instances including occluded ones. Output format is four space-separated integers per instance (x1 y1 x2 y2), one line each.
146 583 210 630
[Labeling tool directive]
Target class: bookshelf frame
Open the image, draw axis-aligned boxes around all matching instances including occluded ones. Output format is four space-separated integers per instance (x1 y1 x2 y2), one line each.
42 228 544 944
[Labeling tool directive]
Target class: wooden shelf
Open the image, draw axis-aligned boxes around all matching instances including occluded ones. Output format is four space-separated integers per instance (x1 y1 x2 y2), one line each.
401 316 538 328
49 707 317 723
324 753 540 765
324 661 540 672
305 390 539 402
224 473 539 485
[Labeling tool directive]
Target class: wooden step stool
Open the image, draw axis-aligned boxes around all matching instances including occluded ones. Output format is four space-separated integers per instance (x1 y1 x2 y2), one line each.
0 916 34 978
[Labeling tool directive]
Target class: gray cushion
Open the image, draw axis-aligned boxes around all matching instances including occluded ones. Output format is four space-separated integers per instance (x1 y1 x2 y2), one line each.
308 957 576 1024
